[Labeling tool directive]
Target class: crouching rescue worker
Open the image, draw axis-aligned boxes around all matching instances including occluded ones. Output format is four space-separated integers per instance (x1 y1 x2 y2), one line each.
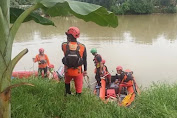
91 48 103 87
48 64 59 82
33 48 50 77
114 66 134 95
62 26 87 96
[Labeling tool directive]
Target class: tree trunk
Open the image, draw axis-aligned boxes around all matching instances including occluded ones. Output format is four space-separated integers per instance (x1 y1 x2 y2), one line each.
0 0 11 117
0 74 11 118
0 0 39 116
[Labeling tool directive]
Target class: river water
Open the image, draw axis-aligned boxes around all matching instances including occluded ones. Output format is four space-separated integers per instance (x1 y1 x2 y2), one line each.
12 14 177 88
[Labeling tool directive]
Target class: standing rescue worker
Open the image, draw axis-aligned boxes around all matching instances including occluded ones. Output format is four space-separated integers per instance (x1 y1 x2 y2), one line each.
91 48 103 86
62 26 87 96
33 48 50 77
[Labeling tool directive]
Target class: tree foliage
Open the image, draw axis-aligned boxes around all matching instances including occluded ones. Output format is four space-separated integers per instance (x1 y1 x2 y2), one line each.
74 0 177 14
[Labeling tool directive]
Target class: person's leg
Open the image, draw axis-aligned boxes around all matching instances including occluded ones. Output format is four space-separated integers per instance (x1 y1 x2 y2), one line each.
44 67 48 78
96 68 101 86
73 74 83 94
38 68 42 77
65 74 73 95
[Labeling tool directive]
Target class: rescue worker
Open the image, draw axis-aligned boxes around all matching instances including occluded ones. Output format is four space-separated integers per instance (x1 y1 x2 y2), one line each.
48 64 59 82
90 48 103 87
33 48 50 77
109 66 125 94
62 26 87 96
115 66 125 83
115 66 134 94
102 59 111 87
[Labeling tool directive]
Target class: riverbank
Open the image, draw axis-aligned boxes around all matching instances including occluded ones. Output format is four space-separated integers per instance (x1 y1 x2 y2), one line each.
11 78 177 118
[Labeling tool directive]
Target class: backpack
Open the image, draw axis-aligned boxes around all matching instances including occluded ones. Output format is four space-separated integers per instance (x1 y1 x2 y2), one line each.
124 71 133 82
62 42 83 68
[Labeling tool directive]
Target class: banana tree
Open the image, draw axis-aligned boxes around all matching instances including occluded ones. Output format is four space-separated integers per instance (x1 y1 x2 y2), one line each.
0 0 118 117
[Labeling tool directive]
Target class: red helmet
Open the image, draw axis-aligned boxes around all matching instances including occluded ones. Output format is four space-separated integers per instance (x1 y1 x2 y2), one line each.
39 48 44 53
49 64 54 68
102 59 106 64
116 66 123 71
66 27 80 38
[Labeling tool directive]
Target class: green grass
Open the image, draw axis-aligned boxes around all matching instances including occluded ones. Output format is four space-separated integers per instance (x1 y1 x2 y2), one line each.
11 78 177 118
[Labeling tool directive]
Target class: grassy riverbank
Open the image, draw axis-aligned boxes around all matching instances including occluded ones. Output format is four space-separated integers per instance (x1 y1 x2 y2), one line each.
11 78 177 118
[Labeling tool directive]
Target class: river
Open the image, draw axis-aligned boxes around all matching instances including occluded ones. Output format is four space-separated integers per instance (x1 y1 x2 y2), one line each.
12 14 177 88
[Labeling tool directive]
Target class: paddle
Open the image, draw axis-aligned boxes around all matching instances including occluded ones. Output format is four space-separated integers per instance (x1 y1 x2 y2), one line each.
121 92 134 106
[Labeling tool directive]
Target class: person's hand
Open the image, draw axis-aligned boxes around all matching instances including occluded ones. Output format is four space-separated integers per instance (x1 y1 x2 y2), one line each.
83 71 87 76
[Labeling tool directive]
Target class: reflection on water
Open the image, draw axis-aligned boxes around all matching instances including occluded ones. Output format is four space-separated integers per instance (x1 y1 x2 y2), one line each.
13 15 177 87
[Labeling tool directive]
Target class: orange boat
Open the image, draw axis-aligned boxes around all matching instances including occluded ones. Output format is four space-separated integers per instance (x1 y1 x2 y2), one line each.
95 69 140 107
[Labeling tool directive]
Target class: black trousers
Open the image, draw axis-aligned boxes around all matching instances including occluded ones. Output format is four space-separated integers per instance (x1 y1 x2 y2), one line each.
95 68 101 86
38 67 48 77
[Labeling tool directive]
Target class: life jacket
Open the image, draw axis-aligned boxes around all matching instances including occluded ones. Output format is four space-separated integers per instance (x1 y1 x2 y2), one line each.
123 71 133 83
103 65 111 85
35 54 49 68
116 72 125 82
62 42 85 76
103 65 108 75
119 71 133 86
93 54 102 68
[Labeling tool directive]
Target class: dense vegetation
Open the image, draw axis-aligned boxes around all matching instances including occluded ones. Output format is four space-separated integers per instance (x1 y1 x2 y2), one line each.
76 0 177 14
11 0 177 14
12 78 177 118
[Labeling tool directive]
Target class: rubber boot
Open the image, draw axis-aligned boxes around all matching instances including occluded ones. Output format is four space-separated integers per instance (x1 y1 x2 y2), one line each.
65 83 71 96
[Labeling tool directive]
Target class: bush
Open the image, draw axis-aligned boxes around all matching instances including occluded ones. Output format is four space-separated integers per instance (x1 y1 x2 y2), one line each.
111 0 154 15
164 6 177 13
110 5 120 14
111 2 131 15
128 0 154 14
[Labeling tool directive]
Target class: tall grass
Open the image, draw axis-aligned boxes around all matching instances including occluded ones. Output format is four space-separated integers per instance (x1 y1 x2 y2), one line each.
11 79 177 118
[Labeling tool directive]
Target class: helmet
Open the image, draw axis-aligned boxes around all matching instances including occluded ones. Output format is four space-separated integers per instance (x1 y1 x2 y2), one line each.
49 64 54 68
102 59 105 64
39 48 44 53
124 69 133 74
90 48 97 54
116 66 123 71
124 69 131 73
66 27 80 38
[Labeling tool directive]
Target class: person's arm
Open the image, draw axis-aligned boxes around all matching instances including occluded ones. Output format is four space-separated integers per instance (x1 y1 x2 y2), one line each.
96 55 103 74
100 62 103 74
45 55 50 66
33 55 38 63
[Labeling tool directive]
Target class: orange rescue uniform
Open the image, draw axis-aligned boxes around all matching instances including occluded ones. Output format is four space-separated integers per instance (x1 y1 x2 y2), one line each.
34 54 50 68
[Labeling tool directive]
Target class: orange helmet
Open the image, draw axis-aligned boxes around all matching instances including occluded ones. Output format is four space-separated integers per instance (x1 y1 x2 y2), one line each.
66 27 80 38
102 59 106 64
39 48 44 53
116 66 123 71
49 64 54 68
